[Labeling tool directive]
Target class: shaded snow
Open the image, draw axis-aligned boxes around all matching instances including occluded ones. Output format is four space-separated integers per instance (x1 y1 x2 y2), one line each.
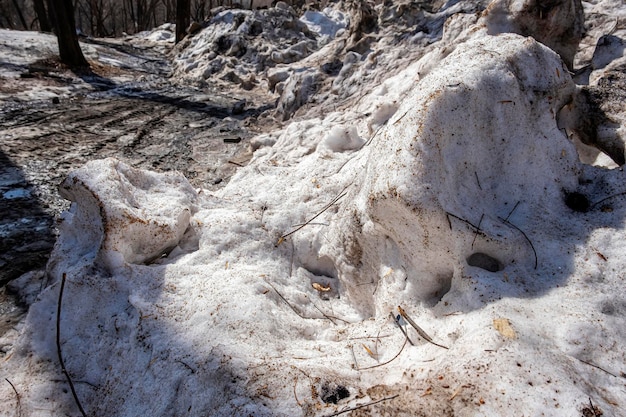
2 1 626 416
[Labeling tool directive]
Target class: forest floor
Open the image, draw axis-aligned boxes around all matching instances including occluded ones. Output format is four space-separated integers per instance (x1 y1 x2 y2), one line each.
0 34 277 331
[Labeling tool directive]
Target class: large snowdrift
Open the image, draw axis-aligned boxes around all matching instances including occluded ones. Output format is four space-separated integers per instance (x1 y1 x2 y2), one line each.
322 33 581 317
2 1 626 416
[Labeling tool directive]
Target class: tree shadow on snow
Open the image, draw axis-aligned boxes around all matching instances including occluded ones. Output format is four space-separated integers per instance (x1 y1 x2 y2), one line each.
0 150 55 287
72 65 275 119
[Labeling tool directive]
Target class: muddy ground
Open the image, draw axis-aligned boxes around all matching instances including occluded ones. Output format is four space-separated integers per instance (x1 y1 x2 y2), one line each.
0 39 279 333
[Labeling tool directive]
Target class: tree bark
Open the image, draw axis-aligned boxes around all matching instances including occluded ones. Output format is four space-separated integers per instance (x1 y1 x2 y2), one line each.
175 0 190 43
50 0 90 68
10 0 28 29
33 0 52 31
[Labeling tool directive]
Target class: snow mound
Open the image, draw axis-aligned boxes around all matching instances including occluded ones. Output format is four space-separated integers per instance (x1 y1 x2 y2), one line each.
318 125 364 153
49 158 198 273
172 4 318 88
322 33 579 317
136 23 176 43
4 1 626 416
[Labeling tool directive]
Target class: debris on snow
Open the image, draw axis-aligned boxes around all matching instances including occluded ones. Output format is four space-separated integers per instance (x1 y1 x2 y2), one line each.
2 0 626 416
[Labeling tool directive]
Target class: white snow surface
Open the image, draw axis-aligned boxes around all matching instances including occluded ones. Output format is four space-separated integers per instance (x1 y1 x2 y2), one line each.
2 1 626 416
300 8 348 44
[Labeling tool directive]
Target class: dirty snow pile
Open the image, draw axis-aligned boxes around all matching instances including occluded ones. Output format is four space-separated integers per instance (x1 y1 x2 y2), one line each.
2 0 626 416
171 0 491 120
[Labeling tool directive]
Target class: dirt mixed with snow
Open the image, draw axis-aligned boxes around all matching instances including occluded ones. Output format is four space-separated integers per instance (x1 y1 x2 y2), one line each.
1 0 626 416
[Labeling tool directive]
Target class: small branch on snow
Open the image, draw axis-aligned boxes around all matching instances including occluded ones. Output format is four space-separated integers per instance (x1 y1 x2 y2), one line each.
390 312 414 346
349 345 359 370
358 336 409 371
276 185 349 246
263 277 337 324
323 394 400 417
5 378 21 417
398 306 448 350
497 217 538 269
504 201 521 222
175 359 196 374
471 213 484 250
445 211 481 231
293 376 303 406
590 191 626 211
474 172 482 190
576 358 623 379
56 273 88 417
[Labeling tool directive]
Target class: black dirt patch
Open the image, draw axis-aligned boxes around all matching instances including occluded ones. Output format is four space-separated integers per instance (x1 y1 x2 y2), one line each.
320 383 350 404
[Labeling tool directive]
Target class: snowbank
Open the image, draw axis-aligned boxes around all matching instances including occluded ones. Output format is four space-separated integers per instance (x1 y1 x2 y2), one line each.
2 1 626 416
321 34 580 317
172 4 319 89
48 159 198 274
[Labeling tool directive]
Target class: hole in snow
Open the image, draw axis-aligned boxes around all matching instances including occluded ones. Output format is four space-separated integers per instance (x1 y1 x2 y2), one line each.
301 255 337 280
426 271 453 306
564 191 590 212
467 252 503 272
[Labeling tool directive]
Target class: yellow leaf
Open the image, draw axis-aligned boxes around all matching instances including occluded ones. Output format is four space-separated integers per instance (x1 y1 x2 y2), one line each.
312 282 331 292
493 318 516 339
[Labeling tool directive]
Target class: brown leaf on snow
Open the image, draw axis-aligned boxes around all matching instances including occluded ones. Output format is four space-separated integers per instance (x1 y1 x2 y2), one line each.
493 318 516 339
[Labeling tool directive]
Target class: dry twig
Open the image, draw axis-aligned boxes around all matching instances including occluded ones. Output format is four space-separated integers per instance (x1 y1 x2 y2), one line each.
504 201 521 222
359 335 409 370
398 306 448 350
474 172 482 190
5 378 21 417
498 217 538 269
576 358 623 379
57 273 87 417
277 185 349 245
293 376 302 406
471 213 484 250
324 394 400 417
445 212 481 231
390 312 414 346
264 277 337 324
590 192 626 210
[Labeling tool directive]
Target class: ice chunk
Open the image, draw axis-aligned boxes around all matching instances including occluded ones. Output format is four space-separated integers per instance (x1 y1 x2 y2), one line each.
50 158 198 274
319 125 364 153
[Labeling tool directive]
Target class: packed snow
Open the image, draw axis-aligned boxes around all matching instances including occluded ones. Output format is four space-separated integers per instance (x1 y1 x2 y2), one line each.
2 0 626 416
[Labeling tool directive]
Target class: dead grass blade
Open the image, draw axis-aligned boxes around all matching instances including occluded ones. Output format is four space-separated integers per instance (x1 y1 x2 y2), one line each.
398 306 448 350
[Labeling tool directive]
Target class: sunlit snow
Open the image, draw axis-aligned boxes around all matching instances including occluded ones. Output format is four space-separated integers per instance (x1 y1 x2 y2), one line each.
1 1 626 416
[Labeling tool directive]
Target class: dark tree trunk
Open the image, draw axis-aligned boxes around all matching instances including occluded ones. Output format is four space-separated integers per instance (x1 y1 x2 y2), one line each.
50 0 89 68
136 0 144 31
175 0 190 43
0 4 16 28
33 0 52 31
47 0 57 31
10 0 28 29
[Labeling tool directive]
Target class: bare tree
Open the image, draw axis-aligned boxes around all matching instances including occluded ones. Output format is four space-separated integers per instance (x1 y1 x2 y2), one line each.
8 0 28 28
49 0 89 67
0 0 274 36
175 0 190 43
32 0 52 31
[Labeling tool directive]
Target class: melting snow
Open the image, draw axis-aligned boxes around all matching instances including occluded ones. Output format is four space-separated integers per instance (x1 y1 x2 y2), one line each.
1 1 626 416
